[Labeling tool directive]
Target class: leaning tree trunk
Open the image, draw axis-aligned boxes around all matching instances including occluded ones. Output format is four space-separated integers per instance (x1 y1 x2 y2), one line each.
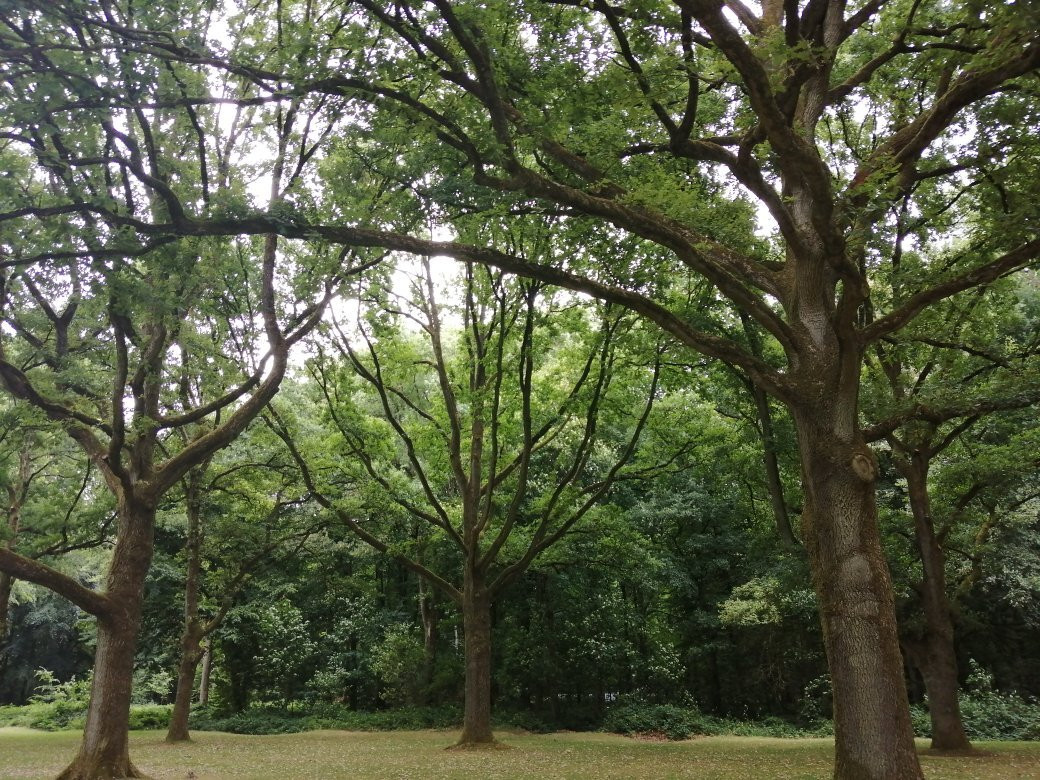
198 646 212 707
57 498 155 780
794 410 923 780
751 382 798 548
902 457 971 751
457 571 494 746
166 628 204 743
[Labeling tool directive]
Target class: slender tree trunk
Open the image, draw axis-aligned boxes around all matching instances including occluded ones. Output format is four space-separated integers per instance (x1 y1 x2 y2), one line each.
457 572 494 745
0 571 12 644
57 498 155 780
198 646 212 707
902 457 970 751
166 631 203 743
167 475 204 743
740 314 798 548
794 410 922 780
0 570 13 682
752 383 798 548
1 456 26 658
419 579 438 703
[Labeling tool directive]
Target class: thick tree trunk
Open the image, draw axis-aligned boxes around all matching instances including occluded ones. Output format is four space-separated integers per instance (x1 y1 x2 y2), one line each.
457 574 494 745
794 411 923 780
57 498 155 780
902 457 970 751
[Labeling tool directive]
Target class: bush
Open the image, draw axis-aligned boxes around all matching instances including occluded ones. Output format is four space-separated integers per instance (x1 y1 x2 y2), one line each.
188 703 461 735
494 710 555 734
602 702 705 740
911 690 1040 741
0 701 85 731
128 705 172 730
0 702 171 732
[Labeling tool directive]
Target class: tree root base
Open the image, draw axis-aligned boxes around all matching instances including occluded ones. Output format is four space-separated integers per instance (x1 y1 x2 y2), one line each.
56 757 151 780
446 739 512 751
922 746 993 758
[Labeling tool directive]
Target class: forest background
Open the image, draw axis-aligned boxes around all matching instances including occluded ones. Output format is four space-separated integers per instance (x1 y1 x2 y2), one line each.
0 1 1038 779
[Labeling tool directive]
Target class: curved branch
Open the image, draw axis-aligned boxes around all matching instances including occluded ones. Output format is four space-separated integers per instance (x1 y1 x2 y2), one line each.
0 548 111 617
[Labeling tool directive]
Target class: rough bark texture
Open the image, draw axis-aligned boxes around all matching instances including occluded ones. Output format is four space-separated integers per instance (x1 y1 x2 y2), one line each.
458 573 494 745
56 499 155 780
902 457 971 751
796 410 923 780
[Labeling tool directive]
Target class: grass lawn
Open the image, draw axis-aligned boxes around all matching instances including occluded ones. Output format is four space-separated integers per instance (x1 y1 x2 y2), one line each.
1 727 1039 779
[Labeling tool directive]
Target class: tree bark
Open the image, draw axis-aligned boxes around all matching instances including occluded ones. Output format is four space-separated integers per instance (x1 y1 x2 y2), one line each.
752 382 798 548
0 569 13 682
1 449 27 657
166 630 203 743
167 472 205 743
457 572 494 745
419 578 438 704
0 571 12 645
199 646 212 707
794 411 923 780
901 456 971 751
56 498 155 780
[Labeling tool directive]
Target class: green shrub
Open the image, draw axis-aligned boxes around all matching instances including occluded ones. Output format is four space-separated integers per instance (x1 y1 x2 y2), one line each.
29 670 92 707
707 715 832 738
188 703 462 735
0 701 84 731
911 690 1040 741
601 702 704 740
128 705 172 730
494 710 554 733
0 701 172 732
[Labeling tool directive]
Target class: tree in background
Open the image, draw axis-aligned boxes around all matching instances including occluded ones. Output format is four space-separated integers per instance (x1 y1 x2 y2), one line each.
272 257 670 744
0 7 340 773
165 426 322 743
859 276 1040 750
2 3 1039 777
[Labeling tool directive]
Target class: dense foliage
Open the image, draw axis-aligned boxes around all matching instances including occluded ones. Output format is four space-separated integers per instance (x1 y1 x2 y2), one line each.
0 0 1038 778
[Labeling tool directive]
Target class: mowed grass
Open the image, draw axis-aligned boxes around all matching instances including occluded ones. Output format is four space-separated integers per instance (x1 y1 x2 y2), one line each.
2 727 1039 779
